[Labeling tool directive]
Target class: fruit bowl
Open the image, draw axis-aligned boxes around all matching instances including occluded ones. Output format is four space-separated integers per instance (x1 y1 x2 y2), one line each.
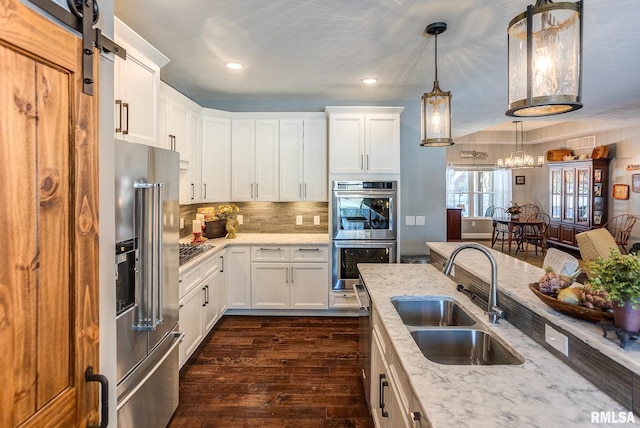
529 283 614 323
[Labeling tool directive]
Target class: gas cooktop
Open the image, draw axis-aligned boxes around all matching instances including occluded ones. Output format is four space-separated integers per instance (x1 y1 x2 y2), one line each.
179 243 214 266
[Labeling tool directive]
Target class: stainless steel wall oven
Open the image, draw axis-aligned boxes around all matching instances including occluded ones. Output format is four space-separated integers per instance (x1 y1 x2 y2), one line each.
332 180 397 291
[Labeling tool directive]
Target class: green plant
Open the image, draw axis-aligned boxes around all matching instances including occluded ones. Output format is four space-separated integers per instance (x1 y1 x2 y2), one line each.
586 251 640 308
506 202 521 214
214 203 239 221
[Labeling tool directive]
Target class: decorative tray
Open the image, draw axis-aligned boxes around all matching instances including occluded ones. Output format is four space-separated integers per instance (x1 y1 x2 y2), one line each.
528 283 614 323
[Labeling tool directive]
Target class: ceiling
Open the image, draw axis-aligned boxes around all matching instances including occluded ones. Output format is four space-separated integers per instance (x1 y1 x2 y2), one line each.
114 0 640 140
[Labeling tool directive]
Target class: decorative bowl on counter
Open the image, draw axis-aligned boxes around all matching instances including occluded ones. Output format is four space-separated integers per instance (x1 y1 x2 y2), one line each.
529 283 614 323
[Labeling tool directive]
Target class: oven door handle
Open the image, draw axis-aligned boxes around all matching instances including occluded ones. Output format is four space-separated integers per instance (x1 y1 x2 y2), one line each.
334 191 396 198
351 282 367 311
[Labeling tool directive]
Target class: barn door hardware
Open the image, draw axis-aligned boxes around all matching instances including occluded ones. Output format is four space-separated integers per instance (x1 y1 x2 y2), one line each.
85 366 109 428
26 0 126 95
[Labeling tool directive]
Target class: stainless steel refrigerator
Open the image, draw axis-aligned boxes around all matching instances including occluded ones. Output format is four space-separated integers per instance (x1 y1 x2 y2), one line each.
114 140 182 427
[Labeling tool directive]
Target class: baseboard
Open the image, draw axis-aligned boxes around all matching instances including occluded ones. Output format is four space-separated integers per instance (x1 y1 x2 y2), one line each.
462 233 492 240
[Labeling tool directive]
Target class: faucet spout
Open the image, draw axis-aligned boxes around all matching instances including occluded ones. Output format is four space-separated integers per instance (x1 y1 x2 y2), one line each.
442 243 503 323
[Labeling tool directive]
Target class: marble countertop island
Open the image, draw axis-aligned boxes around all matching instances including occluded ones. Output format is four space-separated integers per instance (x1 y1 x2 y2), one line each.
358 259 635 427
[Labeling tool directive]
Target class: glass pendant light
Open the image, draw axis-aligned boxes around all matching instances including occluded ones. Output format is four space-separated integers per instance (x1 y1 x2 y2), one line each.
421 22 453 147
506 1 583 117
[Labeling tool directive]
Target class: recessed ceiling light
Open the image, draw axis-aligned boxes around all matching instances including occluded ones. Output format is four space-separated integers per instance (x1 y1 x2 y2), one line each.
361 78 379 85
225 62 244 70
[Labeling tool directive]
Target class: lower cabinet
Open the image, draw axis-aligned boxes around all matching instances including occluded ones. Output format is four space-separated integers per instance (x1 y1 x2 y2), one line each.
227 246 252 309
178 252 222 368
251 246 328 309
370 306 417 428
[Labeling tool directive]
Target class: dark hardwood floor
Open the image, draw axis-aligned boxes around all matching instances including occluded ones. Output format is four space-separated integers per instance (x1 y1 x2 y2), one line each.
168 316 374 428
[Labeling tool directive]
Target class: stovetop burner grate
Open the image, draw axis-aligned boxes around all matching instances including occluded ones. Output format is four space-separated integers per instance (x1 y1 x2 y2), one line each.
179 243 214 266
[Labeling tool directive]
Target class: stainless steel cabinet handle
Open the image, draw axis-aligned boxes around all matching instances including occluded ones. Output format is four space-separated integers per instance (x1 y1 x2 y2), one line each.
285 267 288 283
366 154 369 170
122 102 129 134
290 266 294 283
360 154 364 170
298 248 320 251
299 183 302 199
202 286 207 307
191 183 195 200
380 374 389 417
259 247 281 251
220 255 224 272
203 183 207 199
255 183 259 199
251 183 254 198
115 99 122 133
304 183 307 199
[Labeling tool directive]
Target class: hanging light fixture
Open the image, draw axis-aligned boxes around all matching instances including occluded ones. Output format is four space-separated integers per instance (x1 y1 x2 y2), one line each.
506 0 583 117
421 22 453 147
496 121 545 169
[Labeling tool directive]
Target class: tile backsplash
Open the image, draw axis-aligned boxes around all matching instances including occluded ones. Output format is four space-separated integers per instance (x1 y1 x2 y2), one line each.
179 201 329 238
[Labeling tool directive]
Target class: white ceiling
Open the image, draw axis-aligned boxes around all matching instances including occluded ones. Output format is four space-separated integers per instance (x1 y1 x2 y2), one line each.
114 0 640 140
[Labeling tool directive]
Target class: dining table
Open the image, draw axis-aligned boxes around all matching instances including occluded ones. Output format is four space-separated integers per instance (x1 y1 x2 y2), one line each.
492 216 545 255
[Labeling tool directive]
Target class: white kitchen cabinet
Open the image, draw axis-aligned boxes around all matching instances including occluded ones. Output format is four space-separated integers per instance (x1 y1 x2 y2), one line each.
326 107 403 175
114 17 169 148
231 119 279 201
179 285 204 368
202 271 219 334
187 109 202 203
201 111 232 203
251 246 328 309
226 246 252 309
160 82 201 162
279 118 327 201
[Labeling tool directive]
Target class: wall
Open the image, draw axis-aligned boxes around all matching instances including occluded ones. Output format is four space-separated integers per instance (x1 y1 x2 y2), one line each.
179 202 329 238
199 98 448 256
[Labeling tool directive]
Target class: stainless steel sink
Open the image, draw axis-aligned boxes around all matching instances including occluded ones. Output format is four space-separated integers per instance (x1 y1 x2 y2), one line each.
410 329 524 365
391 298 475 327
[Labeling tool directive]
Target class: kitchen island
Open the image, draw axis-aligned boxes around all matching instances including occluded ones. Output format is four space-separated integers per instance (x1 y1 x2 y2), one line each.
358 244 638 427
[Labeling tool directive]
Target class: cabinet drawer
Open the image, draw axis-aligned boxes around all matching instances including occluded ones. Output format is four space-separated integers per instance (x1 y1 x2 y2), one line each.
329 291 359 309
201 253 219 277
180 265 203 298
290 246 329 262
251 246 290 262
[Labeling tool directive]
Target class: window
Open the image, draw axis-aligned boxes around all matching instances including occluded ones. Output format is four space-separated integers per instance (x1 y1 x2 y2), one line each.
446 167 512 217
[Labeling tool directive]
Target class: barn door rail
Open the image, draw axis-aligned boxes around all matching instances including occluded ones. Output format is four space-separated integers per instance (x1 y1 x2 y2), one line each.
26 0 126 96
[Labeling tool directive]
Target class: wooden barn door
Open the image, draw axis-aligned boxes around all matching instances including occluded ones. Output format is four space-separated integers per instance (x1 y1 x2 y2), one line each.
0 0 100 426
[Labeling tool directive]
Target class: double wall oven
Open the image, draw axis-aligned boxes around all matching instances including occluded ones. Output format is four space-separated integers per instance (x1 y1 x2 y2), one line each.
332 181 397 291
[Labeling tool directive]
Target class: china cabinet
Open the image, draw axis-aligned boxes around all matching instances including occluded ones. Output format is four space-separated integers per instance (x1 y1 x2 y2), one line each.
548 159 609 250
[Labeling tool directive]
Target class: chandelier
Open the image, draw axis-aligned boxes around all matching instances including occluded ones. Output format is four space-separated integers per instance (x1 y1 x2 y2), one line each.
496 121 544 169
506 0 583 117
420 22 453 147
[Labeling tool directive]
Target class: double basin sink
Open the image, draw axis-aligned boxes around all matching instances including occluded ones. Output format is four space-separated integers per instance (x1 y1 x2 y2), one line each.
391 297 523 366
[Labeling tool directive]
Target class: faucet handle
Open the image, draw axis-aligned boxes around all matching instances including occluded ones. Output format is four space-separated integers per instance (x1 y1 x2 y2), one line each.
485 306 505 323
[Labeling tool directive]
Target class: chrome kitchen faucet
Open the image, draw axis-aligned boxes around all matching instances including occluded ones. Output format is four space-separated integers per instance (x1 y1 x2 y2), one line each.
442 243 504 323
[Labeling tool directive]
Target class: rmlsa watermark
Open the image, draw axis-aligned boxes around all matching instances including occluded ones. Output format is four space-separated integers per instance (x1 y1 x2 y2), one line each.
591 411 636 424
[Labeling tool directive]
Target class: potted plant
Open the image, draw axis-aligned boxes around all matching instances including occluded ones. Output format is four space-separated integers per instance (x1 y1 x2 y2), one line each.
586 251 640 332
204 203 240 238
506 202 522 220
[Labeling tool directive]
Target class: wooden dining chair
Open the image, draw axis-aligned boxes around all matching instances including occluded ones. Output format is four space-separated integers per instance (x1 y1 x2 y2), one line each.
603 214 637 254
517 212 550 259
519 203 540 220
491 207 510 252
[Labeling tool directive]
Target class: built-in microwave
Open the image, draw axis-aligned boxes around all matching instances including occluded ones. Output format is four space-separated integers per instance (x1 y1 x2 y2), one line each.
332 181 397 240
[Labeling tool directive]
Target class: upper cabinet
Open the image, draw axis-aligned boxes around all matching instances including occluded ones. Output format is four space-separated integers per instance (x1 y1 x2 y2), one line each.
201 110 232 203
231 118 280 201
279 117 327 201
114 17 169 147
159 82 201 163
326 106 404 175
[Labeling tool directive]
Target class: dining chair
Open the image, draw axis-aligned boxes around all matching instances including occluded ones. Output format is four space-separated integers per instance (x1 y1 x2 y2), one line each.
603 214 637 254
517 212 550 259
491 207 510 252
519 203 540 220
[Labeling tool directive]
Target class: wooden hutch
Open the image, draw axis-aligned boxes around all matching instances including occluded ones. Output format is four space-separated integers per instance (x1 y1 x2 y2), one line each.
547 159 610 251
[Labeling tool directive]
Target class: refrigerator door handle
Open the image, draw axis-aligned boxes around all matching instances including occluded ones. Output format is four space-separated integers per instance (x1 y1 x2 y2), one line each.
116 331 184 412
133 182 164 331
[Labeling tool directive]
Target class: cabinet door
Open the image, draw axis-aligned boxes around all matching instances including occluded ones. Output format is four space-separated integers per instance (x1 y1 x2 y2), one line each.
227 247 252 309
255 120 279 201
576 167 591 226
179 286 205 368
202 114 231 202
170 100 190 162
279 119 304 201
202 271 219 334
365 114 400 173
231 120 256 201
157 95 170 150
251 263 289 309
218 250 228 315
290 263 328 309
329 114 365 173
550 168 562 221
115 50 160 147
188 110 202 203
562 168 575 223
303 119 327 201
371 328 391 427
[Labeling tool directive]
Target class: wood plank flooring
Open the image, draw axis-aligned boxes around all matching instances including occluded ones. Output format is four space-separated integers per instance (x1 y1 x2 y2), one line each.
168 316 374 428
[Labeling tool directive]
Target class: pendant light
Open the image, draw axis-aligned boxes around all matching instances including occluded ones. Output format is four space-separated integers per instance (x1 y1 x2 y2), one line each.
496 121 544 169
506 0 583 117
421 22 453 147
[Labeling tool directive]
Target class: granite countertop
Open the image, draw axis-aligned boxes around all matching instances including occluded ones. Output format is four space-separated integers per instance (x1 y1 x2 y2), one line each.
178 233 329 272
427 242 640 374
358 261 633 427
